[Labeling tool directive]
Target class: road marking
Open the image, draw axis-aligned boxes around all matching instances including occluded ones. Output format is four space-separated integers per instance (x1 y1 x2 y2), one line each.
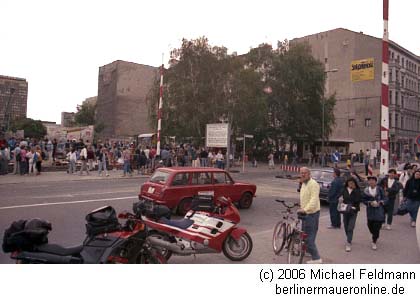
0 196 138 211
31 189 136 199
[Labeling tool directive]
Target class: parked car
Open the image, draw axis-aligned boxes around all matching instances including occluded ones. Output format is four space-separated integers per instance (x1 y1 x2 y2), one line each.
309 168 367 203
138 167 257 215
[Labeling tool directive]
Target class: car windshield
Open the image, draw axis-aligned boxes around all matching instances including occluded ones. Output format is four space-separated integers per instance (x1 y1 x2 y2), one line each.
311 170 334 181
150 170 170 184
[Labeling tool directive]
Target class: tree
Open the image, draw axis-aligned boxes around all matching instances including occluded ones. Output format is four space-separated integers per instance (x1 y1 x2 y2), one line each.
74 103 95 126
263 42 335 146
147 37 267 143
10 118 47 140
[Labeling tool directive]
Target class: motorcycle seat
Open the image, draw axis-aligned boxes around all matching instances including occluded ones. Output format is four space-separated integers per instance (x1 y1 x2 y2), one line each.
35 243 83 256
159 217 194 230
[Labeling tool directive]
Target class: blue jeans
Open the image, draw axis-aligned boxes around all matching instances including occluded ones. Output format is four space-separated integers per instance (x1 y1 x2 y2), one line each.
407 199 420 222
329 201 341 228
303 211 321 260
123 160 131 175
343 213 357 243
200 158 208 167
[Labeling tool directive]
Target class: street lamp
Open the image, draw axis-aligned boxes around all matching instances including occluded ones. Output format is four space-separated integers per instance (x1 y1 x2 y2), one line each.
321 68 338 167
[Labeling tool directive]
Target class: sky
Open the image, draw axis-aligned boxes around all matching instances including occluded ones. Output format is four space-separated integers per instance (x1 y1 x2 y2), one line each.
1 0 419 124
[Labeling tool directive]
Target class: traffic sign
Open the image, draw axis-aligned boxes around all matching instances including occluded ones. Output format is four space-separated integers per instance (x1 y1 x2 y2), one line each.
416 135 420 146
244 134 254 138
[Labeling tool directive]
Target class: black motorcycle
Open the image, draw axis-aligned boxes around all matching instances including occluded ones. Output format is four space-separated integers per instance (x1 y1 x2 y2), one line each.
2 206 165 264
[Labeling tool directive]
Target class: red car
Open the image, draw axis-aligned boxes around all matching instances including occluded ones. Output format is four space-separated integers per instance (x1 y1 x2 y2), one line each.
138 167 257 215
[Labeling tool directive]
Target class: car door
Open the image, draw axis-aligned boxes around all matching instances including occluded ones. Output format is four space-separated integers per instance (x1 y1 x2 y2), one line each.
167 172 191 207
212 171 238 201
190 171 213 198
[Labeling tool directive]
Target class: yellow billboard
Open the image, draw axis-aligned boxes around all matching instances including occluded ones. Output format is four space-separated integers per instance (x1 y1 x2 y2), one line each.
351 58 374 82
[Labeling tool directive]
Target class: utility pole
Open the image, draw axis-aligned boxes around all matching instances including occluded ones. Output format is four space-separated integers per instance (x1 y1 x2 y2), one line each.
156 55 164 156
380 0 390 175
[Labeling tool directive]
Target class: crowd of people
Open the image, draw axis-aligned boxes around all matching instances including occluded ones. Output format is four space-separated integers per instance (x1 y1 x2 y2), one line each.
0 136 235 177
0 137 57 176
299 164 419 264
325 164 419 254
62 139 231 177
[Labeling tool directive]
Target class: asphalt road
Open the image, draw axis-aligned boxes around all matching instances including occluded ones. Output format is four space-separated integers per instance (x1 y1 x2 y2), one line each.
0 171 419 264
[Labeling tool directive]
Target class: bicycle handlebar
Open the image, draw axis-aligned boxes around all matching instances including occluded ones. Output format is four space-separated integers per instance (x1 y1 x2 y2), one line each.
275 199 300 209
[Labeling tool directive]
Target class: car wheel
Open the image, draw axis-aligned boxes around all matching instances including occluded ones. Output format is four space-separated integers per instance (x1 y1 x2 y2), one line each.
239 192 253 209
177 198 192 215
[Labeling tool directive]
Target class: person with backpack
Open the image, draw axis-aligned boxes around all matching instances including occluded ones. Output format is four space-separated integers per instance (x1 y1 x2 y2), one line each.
362 176 387 250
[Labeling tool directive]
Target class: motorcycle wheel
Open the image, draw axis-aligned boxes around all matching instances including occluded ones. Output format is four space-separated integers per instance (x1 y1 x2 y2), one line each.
222 232 253 261
149 232 173 261
136 249 167 264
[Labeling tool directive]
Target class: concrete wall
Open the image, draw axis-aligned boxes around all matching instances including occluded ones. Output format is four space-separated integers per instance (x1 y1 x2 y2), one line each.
0 75 28 130
96 60 158 139
292 28 384 152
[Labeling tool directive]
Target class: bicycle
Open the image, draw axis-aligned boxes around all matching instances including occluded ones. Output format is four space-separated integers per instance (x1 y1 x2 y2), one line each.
272 199 308 264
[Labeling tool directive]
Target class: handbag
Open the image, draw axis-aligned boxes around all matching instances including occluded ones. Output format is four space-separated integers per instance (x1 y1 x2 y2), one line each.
395 199 409 216
337 201 352 214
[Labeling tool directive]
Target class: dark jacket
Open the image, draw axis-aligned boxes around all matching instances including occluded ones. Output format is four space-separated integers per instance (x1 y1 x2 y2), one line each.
362 186 387 222
403 177 420 201
342 187 361 212
380 177 401 201
328 176 344 203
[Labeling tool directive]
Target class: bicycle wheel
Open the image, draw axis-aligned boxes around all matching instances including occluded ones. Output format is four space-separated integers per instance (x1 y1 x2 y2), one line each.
287 233 304 264
272 221 287 255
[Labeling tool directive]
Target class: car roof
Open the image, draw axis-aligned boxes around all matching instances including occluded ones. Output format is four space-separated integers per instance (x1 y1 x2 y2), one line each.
157 167 226 173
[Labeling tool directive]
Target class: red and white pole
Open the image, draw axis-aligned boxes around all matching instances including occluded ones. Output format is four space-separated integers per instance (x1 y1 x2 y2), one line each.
380 0 390 175
156 64 164 156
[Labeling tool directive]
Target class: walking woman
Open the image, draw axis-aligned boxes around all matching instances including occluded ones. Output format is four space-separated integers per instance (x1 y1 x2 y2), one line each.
403 169 420 227
341 177 361 252
362 176 387 250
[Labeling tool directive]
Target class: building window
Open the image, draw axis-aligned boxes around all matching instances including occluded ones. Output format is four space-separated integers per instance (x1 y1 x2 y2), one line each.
365 118 371 127
396 70 399 83
401 96 404 108
349 119 355 127
401 117 404 129
396 91 399 105
395 114 399 128
389 114 392 128
389 91 393 104
402 58 405 67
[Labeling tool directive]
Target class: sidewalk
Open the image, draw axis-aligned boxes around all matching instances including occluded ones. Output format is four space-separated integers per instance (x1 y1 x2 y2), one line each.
0 169 149 185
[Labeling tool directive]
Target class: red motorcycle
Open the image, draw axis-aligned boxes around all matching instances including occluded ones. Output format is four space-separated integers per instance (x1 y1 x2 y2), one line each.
135 195 253 261
3 206 166 264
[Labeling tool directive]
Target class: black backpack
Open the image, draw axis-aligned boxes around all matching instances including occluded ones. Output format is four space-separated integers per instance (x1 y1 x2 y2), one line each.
85 206 120 237
2 219 51 253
